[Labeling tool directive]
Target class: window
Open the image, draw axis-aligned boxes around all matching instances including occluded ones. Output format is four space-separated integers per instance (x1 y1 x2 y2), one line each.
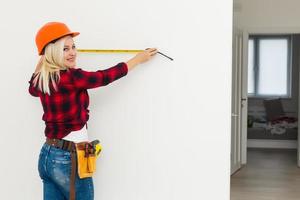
248 35 291 97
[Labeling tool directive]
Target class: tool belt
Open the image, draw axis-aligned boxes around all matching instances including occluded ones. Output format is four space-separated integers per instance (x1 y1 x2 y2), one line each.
46 138 102 200
75 141 97 178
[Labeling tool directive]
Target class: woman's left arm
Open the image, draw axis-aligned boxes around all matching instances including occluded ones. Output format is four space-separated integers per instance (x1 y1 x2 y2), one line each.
28 74 39 97
28 56 44 97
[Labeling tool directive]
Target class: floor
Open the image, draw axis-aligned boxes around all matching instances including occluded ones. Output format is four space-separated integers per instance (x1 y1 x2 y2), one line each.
231 148 300 200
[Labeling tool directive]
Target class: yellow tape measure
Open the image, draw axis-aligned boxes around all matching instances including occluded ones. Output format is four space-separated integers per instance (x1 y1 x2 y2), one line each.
77 49 143 53
77 49 174 61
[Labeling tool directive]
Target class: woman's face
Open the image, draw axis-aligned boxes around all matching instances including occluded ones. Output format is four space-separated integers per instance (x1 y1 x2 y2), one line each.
63 36 77 68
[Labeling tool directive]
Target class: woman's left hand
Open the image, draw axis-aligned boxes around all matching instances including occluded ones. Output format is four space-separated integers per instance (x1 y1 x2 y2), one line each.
35 55 44 74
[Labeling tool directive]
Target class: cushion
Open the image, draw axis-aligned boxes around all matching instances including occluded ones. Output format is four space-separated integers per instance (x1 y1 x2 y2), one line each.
263 98 284 121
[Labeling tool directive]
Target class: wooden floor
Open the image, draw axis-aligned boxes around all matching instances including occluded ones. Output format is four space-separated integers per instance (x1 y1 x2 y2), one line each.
231 148 300 200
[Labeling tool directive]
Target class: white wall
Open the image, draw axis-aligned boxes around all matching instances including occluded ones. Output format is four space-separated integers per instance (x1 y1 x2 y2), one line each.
0 0 232 199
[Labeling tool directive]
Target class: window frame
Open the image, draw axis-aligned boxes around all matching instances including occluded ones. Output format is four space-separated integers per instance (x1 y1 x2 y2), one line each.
248 35 292 99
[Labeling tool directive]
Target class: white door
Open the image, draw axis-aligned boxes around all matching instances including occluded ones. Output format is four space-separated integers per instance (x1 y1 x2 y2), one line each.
231 29 243 174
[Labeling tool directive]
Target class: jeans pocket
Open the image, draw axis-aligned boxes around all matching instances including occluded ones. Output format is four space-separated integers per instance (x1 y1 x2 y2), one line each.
51 153 71 164
52 156 71 165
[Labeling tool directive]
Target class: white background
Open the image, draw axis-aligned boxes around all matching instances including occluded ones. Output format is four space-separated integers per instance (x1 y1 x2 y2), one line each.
0 0 232 199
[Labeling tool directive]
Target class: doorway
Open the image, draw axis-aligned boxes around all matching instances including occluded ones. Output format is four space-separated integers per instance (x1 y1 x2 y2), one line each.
231 31 300 200
230 1 300 199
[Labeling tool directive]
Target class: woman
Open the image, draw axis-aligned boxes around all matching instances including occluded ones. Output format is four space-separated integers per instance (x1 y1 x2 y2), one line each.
28 22 157 200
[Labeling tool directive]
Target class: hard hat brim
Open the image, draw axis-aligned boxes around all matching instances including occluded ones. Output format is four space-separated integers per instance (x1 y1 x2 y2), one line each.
38 31 80 55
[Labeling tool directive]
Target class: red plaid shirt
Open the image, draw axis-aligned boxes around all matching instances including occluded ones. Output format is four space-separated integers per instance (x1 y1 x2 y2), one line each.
28 62 128 139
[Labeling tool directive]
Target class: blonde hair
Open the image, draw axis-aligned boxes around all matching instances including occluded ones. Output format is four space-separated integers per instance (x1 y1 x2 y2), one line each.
33 36 69 95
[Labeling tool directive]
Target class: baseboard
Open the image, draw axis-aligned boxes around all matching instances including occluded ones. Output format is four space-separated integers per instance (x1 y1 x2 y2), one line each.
247 139 297 149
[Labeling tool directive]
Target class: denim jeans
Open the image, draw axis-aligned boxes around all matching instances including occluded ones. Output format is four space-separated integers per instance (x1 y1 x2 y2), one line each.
38 143 94 200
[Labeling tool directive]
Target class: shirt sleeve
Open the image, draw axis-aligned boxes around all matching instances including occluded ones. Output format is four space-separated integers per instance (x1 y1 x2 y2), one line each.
71 62 128 90
28 73 40 97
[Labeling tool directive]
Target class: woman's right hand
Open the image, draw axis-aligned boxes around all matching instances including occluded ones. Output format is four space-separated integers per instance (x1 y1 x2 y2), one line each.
126 48 158 71
135 48 158 64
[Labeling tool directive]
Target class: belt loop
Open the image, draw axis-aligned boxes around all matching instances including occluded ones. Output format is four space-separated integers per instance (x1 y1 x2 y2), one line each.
68 141 74 152
62 140 67 150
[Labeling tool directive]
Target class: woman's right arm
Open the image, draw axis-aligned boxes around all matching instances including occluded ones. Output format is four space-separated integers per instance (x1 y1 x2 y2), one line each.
72 48 158 90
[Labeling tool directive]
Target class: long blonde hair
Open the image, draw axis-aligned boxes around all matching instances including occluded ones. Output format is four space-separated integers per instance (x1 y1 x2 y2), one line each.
33 36 69 95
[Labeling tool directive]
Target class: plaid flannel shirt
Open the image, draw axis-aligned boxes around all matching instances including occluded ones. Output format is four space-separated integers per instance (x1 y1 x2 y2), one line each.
28 62 128 139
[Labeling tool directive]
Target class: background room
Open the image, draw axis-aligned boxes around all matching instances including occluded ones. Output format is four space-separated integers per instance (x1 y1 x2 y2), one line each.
231 0 300 199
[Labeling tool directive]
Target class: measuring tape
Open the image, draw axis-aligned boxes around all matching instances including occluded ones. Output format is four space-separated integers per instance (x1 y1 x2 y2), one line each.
77 49 143 53
77 49 174 61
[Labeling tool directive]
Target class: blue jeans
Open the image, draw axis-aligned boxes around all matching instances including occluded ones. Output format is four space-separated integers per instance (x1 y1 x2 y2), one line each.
38 143 94 200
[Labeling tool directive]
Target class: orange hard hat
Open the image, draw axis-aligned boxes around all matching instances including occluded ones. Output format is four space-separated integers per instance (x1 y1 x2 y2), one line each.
35 22 80 55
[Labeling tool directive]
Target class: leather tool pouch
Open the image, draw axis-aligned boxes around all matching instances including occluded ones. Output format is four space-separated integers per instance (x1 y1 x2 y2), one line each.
75 141 98 178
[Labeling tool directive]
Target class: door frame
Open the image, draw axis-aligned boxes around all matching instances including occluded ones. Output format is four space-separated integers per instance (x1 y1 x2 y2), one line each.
239 27 300 165
231 28 243 174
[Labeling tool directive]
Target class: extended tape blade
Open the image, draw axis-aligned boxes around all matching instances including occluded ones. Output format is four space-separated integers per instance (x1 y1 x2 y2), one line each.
77 49 143 53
